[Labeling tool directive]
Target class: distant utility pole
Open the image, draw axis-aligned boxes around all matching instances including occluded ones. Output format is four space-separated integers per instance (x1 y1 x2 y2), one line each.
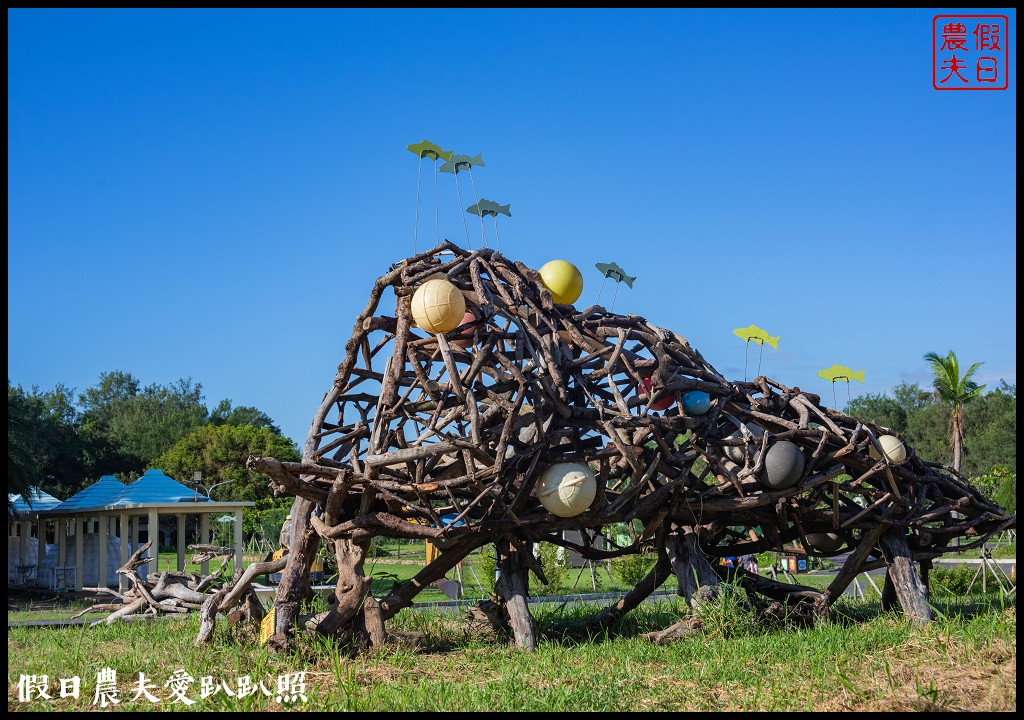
191 471 235 501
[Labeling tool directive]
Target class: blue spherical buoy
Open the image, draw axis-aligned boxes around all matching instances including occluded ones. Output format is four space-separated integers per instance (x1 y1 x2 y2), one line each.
682 390 711 416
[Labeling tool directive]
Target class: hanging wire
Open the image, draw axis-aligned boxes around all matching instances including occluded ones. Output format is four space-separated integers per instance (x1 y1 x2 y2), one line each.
412 157 423 254
466 168 488 248
610 281 621 312
433 161 440 247
595 276 609 306
452 170 473 249
490 214 501 253
743 337 765 381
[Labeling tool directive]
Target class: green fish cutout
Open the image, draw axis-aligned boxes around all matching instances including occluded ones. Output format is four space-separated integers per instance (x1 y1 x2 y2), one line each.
732 325 780 349
407 140 454 162
440 152 485 174
818 364 866 383
467 199 511 217
595 262 636 288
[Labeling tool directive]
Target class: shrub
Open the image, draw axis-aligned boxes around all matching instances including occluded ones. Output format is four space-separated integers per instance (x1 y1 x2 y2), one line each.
928 564 1005 597
535 542 568 594
611 551 657 587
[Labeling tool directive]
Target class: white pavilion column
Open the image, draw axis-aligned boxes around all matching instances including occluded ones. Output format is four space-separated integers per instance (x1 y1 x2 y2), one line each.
176 514 186 571
19 520 30 566
130 515 141 586
98 514 108 589
36 518 47 584
147 509 159 580
75 516 85 591
199 513 210 574
233 509 244 572
57 517 67 567
119 511 129 592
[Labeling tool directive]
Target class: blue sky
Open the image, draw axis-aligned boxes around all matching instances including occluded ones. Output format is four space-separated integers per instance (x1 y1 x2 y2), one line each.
8 8 1017 449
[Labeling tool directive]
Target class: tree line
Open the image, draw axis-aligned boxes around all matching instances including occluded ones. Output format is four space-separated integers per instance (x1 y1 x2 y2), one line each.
844 351 1015 514
7 351 1016 521
7 371 300 525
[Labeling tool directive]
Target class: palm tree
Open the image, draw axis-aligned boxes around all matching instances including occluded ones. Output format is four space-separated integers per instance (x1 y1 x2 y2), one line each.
8 394 38 517
923 350 985 473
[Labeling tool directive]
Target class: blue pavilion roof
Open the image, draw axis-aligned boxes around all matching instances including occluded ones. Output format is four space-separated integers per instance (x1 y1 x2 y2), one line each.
43 469 215 514
110 469 210 506
8 489 63 516
50 475 126 512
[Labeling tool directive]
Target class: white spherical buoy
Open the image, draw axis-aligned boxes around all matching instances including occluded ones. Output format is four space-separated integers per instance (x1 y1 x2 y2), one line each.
411 279 467 334
757 440 805 490
536 462 597 517
868 434 907 464
723 423 765 463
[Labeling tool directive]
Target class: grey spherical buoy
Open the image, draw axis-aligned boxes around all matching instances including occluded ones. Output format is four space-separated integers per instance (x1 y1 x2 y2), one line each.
723 424 765 463
757 440 805 490
804 532 844 553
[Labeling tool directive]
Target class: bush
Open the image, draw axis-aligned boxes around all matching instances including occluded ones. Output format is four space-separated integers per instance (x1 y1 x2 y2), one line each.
476 546 497 594
535 542 568 594
929 564 1005 597
611 551 657 587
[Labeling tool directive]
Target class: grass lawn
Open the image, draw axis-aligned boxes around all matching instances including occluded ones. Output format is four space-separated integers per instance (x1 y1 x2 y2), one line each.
7 590 1015 712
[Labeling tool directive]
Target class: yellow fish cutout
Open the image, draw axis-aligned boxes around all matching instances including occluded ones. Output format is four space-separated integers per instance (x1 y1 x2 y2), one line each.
818 364 866 383
732 325 780 349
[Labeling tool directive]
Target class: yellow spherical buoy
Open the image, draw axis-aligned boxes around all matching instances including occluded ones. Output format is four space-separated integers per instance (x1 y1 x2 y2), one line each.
536 462 597 517
869 434 907 464
538 260 584 305
411 278 467 333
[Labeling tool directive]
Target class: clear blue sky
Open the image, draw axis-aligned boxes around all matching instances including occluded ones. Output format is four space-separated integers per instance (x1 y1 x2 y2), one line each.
8 8 1017 449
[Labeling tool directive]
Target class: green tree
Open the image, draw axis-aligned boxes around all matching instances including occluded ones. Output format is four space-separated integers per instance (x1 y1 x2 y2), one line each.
8 382 41 514
923 351 986 472
963 381 1016 477
208 398 282 435
8 381 104 500
79 372 208 473
154 424 301 538
845 382 947 465
155 424 300 502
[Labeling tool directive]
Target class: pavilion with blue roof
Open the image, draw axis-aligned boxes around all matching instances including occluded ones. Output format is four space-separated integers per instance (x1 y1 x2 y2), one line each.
8 489 63 585
17 469 253 591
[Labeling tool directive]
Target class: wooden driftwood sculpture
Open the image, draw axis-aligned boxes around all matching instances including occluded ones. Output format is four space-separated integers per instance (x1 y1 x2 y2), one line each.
77 542 246 625
200 240 1012 653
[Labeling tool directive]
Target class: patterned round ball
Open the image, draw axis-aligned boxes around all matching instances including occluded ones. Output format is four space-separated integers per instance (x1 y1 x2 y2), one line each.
411 279 467 333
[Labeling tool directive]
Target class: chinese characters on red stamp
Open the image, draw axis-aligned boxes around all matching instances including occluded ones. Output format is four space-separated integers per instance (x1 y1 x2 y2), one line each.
934 15 1009 90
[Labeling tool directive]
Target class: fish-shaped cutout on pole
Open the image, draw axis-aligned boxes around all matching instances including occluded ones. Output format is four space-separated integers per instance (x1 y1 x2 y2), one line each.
407 139 454 254
439 153 485 174
732 325 780 349
595 262 636 288
407 140 454 162
440 152 486 250
594 261 637 312
732 324 780 381
466 199 511 217
818 364 865 409
466 199 511 252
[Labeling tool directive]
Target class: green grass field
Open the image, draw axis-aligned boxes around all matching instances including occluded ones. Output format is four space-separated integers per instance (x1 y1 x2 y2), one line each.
7 589 1015 712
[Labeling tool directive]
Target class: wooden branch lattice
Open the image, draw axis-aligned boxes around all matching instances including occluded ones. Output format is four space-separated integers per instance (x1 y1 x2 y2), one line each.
201 240 1010 650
